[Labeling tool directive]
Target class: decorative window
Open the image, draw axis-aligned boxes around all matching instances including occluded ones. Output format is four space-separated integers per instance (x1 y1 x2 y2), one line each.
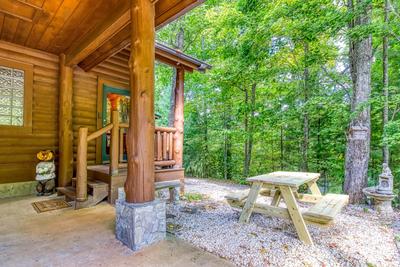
0 66 25 126
0 58 33 135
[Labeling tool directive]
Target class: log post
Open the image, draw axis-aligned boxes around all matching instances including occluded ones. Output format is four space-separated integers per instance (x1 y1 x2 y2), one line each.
76 127 88 201
119 129 124 162
110 110 120 175
124 0 155 203
58 54 73 187
173 66 185 194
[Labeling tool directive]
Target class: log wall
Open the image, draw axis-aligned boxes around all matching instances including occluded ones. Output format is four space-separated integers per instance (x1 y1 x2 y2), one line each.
0 41 59 184
72 53 129 166
0 41 130 184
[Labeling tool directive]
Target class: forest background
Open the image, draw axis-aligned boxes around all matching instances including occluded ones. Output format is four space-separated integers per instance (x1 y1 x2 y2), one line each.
154 0 400 204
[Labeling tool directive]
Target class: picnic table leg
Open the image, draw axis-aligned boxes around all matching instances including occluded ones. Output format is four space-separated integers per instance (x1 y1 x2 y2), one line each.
279 186 313 245
307 180 322 196
271 190 281 207
239 182 263 223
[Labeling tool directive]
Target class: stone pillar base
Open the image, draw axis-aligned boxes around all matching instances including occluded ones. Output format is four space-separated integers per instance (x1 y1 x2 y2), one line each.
116 199 166 251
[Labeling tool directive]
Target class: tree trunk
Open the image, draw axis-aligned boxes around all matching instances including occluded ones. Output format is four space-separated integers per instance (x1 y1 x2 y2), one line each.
223 106 232 179
243 83 256 177
301 42 310 172
168 28 184 127
280 125 284 170
382 0 389 164
243 88 249 177
344 0 373 204
203 98 209 178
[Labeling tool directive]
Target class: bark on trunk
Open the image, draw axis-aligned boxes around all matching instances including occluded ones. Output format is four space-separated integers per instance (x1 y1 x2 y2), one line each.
243 83 256 177
301 42 310 172
243 88 249 177
344 0 373 204
223 106 232 180
203 99 209 178
382 0 390 164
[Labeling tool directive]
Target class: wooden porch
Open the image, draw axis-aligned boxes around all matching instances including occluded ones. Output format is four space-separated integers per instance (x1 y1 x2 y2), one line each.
58 110 186 207
0 0 210 208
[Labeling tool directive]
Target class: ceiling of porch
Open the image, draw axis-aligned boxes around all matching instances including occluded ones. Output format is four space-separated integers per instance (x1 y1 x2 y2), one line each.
0 0 203 68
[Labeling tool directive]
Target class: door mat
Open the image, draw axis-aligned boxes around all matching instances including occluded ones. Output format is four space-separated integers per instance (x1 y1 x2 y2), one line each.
32 199 71 213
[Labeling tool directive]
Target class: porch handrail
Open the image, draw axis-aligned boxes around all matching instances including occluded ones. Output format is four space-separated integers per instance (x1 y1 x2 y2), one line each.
75 112 178 202
87 123 114 142
76 111 119 202
120 123 177 134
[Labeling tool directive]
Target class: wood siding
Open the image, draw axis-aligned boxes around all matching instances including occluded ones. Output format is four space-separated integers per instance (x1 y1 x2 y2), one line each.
72 53 129 166
0 41 130 184
0 41 59 184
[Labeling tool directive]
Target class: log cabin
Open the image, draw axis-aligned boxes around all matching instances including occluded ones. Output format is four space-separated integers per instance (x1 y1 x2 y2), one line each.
0 0 211 208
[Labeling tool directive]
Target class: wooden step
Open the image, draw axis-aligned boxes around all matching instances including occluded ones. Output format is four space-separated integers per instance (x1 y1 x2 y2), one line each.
57 186 76 202
58 180 109 209
303 194 349 225
71 178 107 189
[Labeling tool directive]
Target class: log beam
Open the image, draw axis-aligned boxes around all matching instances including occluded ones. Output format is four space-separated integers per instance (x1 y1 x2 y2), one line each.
173 66 185 194
58 54 73 187
65 9 130 66
124 0 155 203
74 0 204 70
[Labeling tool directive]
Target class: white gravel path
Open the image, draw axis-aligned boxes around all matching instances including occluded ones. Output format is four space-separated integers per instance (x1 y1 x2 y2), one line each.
166 178 400 267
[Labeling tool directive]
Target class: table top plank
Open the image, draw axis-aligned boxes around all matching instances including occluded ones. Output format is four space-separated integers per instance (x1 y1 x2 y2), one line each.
247 171 320 187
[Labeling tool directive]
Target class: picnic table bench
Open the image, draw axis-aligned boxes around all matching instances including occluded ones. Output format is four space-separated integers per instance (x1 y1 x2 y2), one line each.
226 171 348 245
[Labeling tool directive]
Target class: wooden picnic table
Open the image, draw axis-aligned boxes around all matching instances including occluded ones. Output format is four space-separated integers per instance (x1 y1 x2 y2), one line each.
226 171 348 245
238 171 321 245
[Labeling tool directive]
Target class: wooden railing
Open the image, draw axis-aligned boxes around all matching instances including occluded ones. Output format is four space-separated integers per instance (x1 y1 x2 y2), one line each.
75 111 177 202
154 126 176 167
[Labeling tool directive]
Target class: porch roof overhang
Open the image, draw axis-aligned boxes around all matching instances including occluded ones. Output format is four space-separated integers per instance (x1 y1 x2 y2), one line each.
0 0 205 69
155 43 212 73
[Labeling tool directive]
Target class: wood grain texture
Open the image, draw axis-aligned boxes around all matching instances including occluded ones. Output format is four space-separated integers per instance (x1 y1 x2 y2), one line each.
238 182 263 223
58 53 73 187
110 110 119 175
247 171 320 187
280 186 313 245
124 0 155 203
75 127 88 201
72 55 129 167
0 41 58 184
173 67 185 194
76 0 203 71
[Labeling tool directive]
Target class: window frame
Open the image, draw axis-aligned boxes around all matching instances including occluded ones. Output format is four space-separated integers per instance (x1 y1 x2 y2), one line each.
0 57 33 135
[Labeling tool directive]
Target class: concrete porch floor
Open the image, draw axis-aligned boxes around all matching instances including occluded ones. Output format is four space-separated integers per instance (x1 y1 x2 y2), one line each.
0 195 233 267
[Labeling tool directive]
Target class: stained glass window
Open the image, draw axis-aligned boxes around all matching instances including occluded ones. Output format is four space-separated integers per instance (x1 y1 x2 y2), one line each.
0 66 24 126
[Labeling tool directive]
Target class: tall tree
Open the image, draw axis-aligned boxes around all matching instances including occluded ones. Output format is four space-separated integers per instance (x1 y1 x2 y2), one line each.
301 42 310 172
382 0 390 165
243 83 257 177
344 0 373 203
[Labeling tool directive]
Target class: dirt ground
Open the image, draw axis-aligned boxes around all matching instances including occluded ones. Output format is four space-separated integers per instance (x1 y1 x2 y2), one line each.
0 194 233 267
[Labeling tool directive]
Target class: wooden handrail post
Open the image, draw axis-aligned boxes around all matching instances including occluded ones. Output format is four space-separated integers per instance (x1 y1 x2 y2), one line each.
76 127 88 201
119 128 124 162
110 110 119 175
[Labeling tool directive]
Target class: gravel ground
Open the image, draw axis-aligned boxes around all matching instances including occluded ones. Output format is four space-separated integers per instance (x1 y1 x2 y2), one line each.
165 178 400 267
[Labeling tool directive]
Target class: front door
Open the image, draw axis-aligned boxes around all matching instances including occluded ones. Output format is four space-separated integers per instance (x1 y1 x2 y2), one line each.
101 85 130 163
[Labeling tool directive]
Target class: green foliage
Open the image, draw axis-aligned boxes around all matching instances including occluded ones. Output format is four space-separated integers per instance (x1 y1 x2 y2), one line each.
182 193 204 202
154 0 400 195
